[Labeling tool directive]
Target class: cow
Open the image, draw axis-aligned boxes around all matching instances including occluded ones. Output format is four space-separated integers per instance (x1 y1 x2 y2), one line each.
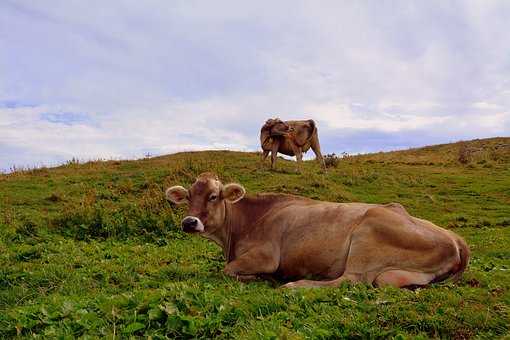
260 118 326 171
165 173 470 288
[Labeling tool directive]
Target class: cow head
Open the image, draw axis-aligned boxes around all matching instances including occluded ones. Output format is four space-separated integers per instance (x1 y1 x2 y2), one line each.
165 173 245 234
262 118 293 136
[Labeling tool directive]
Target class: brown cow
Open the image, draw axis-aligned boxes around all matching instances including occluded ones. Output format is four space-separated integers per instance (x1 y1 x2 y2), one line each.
166 173 470 288
260 118 326 171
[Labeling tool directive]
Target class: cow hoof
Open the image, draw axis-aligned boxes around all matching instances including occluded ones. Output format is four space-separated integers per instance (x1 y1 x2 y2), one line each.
280 282 298 289
280 280 311 289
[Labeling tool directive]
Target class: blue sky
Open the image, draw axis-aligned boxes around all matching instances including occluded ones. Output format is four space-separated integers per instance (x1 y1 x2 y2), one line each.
1 1 509 171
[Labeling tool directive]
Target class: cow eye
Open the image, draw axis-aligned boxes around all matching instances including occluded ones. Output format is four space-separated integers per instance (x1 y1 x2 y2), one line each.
208 194 218 202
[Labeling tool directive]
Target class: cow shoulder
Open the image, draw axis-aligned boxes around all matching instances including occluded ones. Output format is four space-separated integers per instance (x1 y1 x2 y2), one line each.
287 120 314 146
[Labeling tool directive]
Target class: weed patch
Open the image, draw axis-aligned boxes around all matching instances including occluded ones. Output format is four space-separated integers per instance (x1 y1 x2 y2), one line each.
50 201 176 241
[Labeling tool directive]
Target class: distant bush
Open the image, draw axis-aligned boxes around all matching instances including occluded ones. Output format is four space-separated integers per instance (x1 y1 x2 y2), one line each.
458 143 472 164
324 153 341 168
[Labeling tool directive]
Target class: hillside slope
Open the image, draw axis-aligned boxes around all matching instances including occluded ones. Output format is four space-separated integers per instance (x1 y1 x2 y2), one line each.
1 138 509 338
358 137 510 165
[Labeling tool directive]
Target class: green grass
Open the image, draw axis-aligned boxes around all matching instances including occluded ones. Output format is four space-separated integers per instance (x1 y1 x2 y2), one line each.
1 138 510 338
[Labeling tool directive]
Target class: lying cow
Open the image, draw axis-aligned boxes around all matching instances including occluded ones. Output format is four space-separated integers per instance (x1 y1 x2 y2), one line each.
260 118 326 171
166 173 469 288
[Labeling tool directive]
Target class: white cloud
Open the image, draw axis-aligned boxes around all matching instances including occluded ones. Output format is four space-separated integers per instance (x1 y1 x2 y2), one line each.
1 1 509 170
472 102 502 110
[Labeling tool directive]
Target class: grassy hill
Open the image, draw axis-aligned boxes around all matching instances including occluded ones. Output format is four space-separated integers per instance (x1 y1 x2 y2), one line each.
1 138 509 338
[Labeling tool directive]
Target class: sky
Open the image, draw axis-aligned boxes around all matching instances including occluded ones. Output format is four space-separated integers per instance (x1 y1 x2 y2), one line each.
1 1 510 171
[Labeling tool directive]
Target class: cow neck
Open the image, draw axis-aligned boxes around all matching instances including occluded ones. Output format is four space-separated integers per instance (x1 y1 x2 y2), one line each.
221 194 291 263
223 200 235 263
260 131 273 150
222 198 251 263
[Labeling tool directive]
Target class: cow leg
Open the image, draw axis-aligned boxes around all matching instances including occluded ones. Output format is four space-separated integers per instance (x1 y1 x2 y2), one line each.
270 150 277 170
261 150 270 166
282 270 435 289
310 137 326 170
271 148 281 170
227 274 259 283
268 140 280 170
223 246 279 282
285 207 461 289
281 273 361 289
374 270 435 288
340 207 460 287
286 140 302 172
294 147 303 173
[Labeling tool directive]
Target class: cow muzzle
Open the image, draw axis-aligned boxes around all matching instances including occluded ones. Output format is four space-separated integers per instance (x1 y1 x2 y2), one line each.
181 216 205 233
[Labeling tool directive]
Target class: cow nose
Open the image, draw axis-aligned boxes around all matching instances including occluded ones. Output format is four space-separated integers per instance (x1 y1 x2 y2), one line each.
182 216 198 232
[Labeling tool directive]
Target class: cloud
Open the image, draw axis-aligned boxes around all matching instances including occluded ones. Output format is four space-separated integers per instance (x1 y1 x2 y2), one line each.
471 102 502 110
1 1 509 170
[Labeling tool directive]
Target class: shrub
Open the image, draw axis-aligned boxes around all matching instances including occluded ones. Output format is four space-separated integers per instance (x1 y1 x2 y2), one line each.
324 153 341 168
50 188 178 241
458 143 471 164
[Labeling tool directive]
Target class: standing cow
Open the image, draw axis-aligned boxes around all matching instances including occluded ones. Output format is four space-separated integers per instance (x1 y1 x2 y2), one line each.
166 173 470 288
260 118 326 171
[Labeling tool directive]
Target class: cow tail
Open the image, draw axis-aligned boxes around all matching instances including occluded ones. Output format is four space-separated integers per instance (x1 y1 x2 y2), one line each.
452 237 470 283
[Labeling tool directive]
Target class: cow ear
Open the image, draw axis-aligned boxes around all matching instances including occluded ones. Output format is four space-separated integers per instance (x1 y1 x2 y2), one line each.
264 119 275 128
222 183 245 203
165 186 189 205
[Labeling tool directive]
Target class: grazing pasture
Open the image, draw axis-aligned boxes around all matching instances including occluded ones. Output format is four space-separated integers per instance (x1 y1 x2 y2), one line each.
1 138 509 338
